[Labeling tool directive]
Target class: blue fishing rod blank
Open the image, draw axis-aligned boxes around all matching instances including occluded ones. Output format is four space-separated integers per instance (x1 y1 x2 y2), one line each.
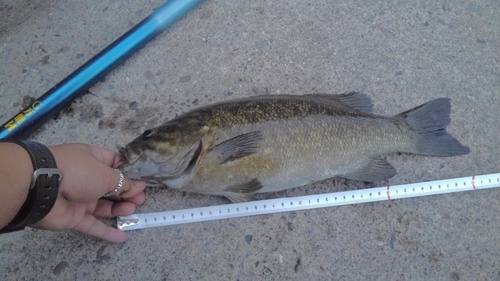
0 0 202 139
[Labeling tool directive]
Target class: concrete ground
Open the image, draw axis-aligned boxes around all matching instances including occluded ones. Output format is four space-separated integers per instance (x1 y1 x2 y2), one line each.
0 0 499 280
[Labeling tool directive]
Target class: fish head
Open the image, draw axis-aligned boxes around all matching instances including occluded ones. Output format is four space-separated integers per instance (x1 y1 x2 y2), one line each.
118 118 209 184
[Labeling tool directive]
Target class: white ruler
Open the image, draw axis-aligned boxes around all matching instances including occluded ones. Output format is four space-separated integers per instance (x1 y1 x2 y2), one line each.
117 173 500 231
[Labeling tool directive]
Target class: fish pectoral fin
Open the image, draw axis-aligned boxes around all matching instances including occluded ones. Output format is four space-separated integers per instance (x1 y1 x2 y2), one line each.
342 157 397 182
211 131 264 164
307 92 373 113
223 178 263 203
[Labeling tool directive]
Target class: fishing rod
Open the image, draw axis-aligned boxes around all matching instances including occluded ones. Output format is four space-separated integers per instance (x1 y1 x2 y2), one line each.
0 0 202 139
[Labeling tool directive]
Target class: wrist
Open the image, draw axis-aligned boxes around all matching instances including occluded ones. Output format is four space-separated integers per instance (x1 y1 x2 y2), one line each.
0 142 32 228
0 140 63 233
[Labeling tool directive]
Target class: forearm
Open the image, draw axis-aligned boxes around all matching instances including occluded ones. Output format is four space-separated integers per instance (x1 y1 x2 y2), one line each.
0 142 33 229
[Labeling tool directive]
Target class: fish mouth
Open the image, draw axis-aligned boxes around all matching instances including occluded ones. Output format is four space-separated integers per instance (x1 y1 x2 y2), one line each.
118 146 142 167
117 140 202 183
118 147 129 163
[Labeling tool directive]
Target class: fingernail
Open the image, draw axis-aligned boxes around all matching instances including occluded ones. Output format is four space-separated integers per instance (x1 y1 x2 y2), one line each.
134 180 146 189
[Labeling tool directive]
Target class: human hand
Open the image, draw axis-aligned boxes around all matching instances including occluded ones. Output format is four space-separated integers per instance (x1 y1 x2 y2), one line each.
34 143 146 243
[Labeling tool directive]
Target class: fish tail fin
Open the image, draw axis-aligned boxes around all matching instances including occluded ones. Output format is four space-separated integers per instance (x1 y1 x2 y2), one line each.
396 98 470 156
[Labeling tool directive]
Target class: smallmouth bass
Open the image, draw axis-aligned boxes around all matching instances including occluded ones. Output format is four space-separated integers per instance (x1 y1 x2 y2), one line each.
118 93 469 202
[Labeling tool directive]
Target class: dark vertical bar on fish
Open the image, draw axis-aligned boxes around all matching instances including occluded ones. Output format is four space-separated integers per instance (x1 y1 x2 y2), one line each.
0 0 202 139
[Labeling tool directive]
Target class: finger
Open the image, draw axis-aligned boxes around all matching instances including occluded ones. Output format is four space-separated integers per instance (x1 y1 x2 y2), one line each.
54 143 122 168
76 166 129 200
49 145 125 201
108 191 146 206
78 165 124 201
49 144 145 201
120 180 146 198
93 199 138 218
106 179 146 200
89 145 126 168
87 145 147 196
73 212 127 243
124 190 146 205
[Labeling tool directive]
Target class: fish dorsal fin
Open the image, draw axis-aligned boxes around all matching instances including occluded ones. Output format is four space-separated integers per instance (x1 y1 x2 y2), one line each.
223 178 263 202
211 131 264 164
308 92 373 113
341 157 396 182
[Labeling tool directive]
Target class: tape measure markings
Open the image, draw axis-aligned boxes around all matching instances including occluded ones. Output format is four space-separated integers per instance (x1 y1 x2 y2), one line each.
117 173 500 231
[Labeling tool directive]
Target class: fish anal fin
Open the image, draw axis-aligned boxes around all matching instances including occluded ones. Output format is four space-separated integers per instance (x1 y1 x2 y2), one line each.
223 178 263 202
342 157 396 182
212 131 264 164
308 92 373 113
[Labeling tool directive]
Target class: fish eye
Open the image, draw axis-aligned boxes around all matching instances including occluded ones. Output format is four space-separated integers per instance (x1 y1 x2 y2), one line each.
142 129 155 139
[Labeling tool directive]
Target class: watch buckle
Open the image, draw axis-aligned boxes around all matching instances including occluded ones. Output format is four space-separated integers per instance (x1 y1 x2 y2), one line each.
30 168 63 189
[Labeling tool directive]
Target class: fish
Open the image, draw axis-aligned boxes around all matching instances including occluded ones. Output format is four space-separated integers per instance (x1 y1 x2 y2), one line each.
118 92 470 202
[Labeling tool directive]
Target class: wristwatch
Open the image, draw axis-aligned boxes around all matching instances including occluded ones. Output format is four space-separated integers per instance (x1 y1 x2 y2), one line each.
0 139 63 233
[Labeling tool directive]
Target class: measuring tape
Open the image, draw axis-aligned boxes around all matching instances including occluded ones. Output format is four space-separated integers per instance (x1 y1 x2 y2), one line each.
117 173 500 231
